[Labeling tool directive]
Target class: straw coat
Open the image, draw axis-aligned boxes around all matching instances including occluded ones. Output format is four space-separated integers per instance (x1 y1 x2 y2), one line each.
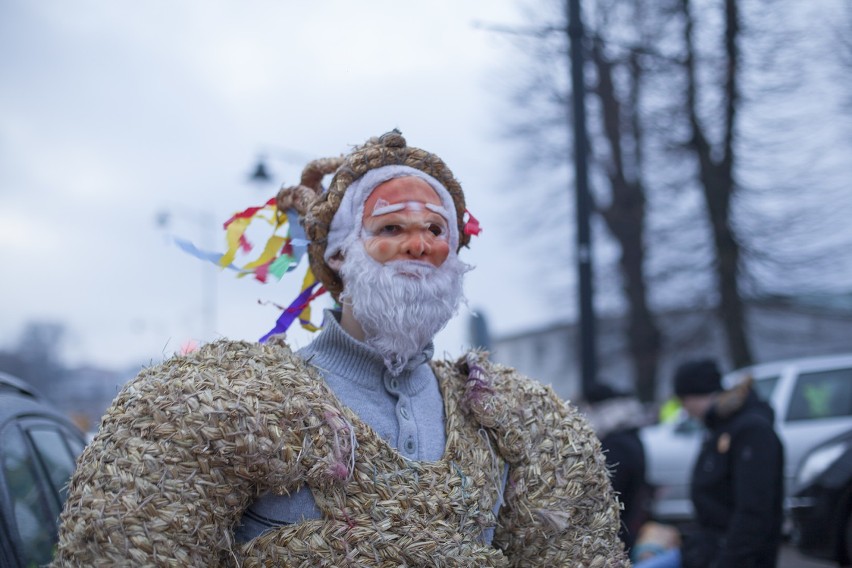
52 340 628 567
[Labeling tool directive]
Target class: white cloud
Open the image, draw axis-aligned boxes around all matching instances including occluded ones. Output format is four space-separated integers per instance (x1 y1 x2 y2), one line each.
0 209 58 254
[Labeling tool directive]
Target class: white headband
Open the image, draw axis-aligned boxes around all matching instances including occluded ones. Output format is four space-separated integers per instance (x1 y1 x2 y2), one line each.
369 200 450 219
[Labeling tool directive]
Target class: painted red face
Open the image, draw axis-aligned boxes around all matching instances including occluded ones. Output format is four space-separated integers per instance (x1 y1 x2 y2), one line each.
361 177 451 268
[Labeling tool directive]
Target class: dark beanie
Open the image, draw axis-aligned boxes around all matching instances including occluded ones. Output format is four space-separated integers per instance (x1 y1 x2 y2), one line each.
585 382 625 404
674 359 722 397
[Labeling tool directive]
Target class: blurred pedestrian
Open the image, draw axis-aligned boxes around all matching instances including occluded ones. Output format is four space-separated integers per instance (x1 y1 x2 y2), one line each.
582 382 651 553
635 358 784 568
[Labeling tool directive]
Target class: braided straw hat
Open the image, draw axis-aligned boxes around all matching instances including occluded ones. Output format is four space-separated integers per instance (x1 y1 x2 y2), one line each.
276 130 471 300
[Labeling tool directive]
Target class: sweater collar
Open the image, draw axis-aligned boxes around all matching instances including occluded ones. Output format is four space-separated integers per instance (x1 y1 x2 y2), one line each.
303 310 435 394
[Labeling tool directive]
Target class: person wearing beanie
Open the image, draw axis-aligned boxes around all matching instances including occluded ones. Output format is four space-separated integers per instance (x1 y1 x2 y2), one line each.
635 358 784 568
674 359 723 397
52 131 628 566
581 383 651 554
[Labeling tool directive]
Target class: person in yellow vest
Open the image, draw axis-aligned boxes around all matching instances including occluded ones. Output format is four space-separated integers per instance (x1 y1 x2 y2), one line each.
658 396 682 423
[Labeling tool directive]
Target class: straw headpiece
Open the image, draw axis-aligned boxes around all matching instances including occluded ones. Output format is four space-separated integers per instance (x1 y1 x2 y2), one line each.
277 129 471 300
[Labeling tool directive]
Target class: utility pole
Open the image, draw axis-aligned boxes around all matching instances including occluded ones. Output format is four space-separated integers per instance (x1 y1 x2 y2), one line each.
568 0 597 398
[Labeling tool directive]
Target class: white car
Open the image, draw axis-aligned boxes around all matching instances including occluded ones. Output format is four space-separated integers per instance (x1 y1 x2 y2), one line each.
641 352 852 525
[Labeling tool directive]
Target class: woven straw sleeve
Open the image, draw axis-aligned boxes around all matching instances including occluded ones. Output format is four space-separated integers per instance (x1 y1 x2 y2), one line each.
52 340 349 567
448 354 631 567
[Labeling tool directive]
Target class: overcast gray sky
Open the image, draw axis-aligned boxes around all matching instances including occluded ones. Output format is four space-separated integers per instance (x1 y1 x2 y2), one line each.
0 1 560 369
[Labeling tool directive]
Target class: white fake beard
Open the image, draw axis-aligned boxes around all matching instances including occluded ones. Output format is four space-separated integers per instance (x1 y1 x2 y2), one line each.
338 241 471 375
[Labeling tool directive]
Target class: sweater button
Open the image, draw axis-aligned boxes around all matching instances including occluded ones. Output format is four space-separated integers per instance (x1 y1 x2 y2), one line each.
400 407 409 420
404 438 416 454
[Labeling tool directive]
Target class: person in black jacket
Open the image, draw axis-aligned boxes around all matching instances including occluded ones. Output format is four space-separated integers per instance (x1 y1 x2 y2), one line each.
635 359 784 568
582 383 651 553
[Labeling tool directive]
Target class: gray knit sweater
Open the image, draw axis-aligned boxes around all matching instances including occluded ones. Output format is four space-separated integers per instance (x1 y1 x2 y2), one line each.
235 310 447 541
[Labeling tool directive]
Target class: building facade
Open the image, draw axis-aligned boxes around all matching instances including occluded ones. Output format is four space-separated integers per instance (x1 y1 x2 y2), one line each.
490 295 852 402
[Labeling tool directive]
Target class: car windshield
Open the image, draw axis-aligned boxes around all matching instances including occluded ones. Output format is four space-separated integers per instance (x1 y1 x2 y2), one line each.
786 367 852 422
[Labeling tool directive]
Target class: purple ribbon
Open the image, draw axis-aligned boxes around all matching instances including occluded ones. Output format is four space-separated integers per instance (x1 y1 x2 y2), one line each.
259 281 319 343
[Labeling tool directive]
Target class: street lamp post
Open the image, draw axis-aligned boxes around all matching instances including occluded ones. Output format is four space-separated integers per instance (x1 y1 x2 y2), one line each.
247 147 314 189
568 0 597 399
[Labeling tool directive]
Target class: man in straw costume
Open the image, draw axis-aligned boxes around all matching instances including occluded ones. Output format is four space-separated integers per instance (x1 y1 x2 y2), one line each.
53 130 629 566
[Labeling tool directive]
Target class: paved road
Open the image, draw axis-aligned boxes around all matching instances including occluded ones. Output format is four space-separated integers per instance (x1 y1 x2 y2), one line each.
779 544 836 568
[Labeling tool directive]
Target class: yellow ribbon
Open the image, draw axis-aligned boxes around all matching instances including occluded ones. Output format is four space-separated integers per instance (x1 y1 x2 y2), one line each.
219 217 251 268
240 235 286 271
298 268 322 332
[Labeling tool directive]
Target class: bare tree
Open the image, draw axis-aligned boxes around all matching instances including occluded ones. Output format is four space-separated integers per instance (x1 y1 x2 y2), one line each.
499 0 852 397
670 0 852 364
677 0 752 367
586 2 663 401
839 3 852 96
497 0 671 400
834 3 852 120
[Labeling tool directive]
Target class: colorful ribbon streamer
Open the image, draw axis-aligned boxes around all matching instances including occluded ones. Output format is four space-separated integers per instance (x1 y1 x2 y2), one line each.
463 208 482 236
176 194 479 341
259 278 327 342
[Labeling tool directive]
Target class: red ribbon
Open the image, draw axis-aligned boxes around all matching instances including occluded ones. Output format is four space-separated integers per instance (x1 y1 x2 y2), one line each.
463 209 482 236
223 197 277 229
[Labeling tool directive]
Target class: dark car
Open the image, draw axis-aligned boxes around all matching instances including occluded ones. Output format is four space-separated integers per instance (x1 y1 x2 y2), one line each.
0 371 86 567
791 426 852 566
